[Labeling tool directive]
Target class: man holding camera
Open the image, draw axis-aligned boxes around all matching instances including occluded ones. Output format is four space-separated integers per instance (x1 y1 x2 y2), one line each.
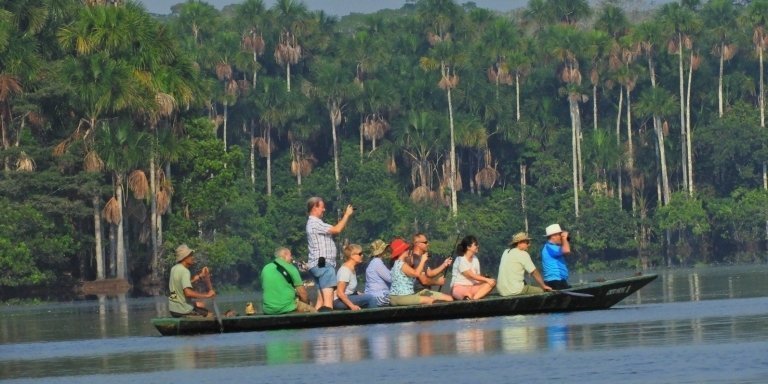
541 223 571 290
306 196 354 312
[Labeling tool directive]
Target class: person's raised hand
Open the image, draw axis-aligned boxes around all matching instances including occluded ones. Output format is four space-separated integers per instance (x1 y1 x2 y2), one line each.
345 204 355 216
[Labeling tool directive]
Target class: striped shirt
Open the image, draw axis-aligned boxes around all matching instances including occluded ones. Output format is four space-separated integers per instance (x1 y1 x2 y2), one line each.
306 215 337 268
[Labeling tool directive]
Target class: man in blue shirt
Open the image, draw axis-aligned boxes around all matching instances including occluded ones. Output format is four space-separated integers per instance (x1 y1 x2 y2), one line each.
541 223 571 290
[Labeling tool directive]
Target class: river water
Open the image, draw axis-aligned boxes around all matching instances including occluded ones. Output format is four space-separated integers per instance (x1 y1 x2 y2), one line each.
1 265 767 383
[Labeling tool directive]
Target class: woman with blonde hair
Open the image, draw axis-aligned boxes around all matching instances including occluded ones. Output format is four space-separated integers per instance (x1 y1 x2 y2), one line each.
333 243 378 310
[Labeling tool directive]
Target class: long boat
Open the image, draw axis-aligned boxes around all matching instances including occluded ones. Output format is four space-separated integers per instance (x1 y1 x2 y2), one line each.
152 273 657 336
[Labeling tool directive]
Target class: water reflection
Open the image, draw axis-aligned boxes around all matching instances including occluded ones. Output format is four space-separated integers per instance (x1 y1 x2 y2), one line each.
3 265 768 382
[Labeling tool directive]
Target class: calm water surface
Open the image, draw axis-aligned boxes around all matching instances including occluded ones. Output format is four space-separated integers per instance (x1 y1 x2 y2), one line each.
1 265 767 383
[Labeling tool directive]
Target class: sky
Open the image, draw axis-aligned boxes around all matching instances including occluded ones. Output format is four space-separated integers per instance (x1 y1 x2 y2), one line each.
137 0 674 17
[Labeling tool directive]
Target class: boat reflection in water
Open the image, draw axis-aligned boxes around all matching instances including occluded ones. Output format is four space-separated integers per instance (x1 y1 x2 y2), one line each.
253 315 578 366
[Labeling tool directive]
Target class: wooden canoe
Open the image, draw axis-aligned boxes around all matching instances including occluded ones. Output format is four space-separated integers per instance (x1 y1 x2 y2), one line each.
152 273 657 336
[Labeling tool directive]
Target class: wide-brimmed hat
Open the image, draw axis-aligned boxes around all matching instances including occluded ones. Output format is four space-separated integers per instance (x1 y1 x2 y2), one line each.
175 244 195 262
370 239 388 257
509 232 532 246
545 224 563 237
389 238 410 260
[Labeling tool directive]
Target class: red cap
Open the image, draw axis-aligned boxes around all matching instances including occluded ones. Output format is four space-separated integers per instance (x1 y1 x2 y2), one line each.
389 238 410 260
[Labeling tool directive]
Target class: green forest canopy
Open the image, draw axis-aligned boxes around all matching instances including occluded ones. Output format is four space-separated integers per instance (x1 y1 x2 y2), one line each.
1 0 768 298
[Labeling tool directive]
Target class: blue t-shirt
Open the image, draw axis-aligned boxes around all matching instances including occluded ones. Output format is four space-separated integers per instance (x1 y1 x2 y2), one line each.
541 241 568 281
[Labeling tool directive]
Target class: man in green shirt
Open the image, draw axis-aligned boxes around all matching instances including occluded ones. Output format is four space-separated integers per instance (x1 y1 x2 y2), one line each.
260 247 316 315
168 244 216 317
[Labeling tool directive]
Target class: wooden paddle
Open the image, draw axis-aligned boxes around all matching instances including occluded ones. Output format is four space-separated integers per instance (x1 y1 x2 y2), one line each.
201 267 223 332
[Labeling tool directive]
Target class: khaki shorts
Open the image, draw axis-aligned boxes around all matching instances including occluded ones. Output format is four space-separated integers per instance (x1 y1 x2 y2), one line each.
390 289 438 306
295 299 317 313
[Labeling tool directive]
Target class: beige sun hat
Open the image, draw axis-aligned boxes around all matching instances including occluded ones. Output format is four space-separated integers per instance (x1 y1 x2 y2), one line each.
370 239 388 257
509 232 532 247
175 244 195 262
545 224 563 237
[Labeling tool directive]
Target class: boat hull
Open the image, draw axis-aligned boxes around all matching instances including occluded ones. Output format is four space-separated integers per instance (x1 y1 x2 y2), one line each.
152 274 657 336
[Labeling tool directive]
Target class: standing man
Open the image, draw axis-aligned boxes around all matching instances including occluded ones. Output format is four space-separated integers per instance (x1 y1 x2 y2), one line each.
411 233 452 291
306 196 354 312
541 224 571 289
261 247 316 315
168 244 216 318
497 232 552 296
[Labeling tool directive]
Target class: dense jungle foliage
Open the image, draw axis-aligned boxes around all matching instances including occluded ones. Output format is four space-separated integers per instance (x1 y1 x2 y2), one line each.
2 0 768 298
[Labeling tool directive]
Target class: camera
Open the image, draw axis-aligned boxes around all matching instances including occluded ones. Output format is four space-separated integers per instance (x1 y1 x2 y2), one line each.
318 257 326 268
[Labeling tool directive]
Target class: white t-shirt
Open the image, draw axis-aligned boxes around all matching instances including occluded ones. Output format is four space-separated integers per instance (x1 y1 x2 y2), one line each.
334 265 358 300
450 255 481 287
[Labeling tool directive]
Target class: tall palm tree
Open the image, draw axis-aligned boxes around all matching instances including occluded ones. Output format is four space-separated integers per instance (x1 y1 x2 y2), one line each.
272 0 308 93
659 3 699 196
636 87 677 206
308 57 360 193
742 0 768 190
417 0 464 216
702 0 737 118
177 0 219 46
546 24 587 217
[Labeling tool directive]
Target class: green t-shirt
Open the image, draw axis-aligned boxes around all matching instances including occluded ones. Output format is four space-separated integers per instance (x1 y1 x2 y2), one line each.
260 258 302 315
168 263 194 314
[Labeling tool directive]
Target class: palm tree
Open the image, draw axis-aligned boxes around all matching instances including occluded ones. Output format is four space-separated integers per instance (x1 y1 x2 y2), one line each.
417 0 464 216
743 0 768 190
308 57 360 193
272 0 308 92
546 24 587 217
659 3 700 196
636 87 677 206
702 0 737 118
177 0 219 46
395 110 446 204
95 122 150 280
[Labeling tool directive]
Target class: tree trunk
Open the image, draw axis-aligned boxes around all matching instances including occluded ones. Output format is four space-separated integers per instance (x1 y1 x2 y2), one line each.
115 176 126 280
686 50 694 196
109 224 116 277
93 195 104 280
150 152 159 282
678 33 688 193
515 73 521 121
654 115 671 206
569 96 580 218
359 116 364 162
266 125 272 196
447 87 458 216
223 102 228 152
627 87 635 215
718 43 724 118
249 120 255 190
330 101 341 193
520 163 528 233
286 64 291 92
593 84 598 131
616 86 623 209
759 45 765 190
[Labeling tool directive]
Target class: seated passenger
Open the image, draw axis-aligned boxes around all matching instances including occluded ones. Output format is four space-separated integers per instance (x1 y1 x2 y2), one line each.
389 238 453 306
260 247 316 315
364 239 392 307
497 232 553 296
168 244 216 318
450 235 496 300
333 244 378 310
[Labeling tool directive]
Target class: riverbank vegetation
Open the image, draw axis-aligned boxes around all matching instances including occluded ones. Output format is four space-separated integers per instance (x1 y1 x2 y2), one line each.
1 0 767 298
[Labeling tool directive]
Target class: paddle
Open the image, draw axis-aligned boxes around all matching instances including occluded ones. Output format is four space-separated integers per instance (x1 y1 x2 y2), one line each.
201 267 223 332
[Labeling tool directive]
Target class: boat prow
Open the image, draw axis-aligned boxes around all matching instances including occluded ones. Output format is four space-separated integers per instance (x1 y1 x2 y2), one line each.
152 273 657 336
